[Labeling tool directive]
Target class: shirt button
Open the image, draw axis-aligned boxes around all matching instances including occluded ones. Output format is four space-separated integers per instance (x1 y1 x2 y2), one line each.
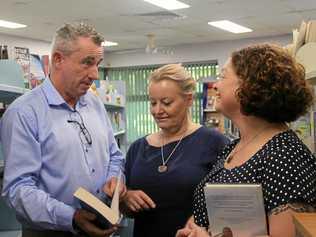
92 169 95 173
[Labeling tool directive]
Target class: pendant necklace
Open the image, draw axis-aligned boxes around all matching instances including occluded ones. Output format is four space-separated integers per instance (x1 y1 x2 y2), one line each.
158 129 187 173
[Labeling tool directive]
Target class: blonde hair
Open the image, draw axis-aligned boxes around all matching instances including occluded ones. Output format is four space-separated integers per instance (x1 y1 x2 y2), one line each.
149 64 196 94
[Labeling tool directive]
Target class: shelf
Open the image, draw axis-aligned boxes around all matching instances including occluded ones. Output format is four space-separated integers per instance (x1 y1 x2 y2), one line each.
295 42 316 84
306 70 316 84
114 130 125 137
204 108 217 112
104 102 125 109
0 84 29 104
198 76 217 83
0 60 27 104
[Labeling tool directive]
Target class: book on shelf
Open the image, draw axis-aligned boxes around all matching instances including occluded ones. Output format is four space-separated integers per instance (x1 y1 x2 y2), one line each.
204 183 267 237
74 175 122 228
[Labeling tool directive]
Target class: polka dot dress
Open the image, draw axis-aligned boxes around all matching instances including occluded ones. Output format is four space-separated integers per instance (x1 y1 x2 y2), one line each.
193 130 316 227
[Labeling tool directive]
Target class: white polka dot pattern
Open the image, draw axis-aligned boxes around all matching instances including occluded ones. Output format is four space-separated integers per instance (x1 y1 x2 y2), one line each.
193 130 316 227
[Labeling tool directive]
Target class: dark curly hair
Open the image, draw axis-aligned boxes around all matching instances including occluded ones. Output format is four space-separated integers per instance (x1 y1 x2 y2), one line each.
231 43 314 123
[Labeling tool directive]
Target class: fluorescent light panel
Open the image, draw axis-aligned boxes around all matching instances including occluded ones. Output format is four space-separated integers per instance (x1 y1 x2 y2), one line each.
102 41 118 47
208 20 252 34
0 19 27 29
144 0 190 10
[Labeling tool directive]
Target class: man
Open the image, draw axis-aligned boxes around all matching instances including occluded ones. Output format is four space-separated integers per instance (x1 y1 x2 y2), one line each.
0 22 126 237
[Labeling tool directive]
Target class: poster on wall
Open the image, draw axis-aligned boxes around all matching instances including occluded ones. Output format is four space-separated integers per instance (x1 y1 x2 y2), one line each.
14 46 31 89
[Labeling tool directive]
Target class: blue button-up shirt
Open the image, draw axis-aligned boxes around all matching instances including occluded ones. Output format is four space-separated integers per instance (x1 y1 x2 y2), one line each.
0 78 125 232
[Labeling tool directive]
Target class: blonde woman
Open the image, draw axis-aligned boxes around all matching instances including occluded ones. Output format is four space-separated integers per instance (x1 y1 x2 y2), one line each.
122 64 229 237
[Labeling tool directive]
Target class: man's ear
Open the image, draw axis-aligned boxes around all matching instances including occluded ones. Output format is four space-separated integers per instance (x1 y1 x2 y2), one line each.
52 52 64 68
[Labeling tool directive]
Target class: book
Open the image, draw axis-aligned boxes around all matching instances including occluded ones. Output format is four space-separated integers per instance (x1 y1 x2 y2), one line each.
74 176 122 227
204 184 267 237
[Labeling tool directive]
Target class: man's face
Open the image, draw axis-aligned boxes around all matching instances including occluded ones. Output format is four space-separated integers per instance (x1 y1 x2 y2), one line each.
58 37 103 105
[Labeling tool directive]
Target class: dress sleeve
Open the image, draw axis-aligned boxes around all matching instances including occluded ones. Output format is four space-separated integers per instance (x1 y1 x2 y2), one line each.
261 141 316 215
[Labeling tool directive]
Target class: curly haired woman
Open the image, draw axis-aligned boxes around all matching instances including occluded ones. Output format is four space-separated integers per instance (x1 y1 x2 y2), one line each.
177 43 316 237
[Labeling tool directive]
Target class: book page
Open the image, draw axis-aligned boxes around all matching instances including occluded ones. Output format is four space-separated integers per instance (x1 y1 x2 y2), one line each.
74 175 122 225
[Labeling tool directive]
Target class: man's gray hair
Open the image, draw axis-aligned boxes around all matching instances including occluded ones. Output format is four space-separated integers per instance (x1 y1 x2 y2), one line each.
51 22 104 56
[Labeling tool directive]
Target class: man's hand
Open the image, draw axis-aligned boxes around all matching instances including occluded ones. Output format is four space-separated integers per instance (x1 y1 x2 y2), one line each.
123 190 156 212
103 177 127 199
73 209 118 237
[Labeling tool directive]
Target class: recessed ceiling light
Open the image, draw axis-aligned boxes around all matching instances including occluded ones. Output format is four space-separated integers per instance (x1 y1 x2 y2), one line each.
0 19 27 29
208 20 252 34
102 41 118 47
143 0 190 10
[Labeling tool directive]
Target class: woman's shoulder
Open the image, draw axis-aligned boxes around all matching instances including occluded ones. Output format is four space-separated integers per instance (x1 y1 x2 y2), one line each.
130 135 147 147
264 129 315 161
128 136 148 152
196 126 230 145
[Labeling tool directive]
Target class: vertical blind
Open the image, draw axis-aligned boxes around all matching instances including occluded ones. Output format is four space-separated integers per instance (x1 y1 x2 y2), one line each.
105 62 218 144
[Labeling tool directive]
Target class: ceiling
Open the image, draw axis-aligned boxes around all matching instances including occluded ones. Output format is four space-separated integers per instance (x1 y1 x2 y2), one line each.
1 0 316 52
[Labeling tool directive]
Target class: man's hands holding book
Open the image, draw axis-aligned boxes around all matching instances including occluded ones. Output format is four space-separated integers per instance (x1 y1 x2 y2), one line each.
73 175 125 236
73 209 119 237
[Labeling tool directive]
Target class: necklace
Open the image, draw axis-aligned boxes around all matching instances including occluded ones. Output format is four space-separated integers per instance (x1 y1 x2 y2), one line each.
158 130 186 173
225 125 271 164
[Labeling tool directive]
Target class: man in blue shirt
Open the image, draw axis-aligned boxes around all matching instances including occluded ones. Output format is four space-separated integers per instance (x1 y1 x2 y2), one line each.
0 22 125 237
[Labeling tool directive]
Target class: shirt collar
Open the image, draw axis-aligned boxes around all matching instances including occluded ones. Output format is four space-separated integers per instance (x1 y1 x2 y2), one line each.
41 78 87 107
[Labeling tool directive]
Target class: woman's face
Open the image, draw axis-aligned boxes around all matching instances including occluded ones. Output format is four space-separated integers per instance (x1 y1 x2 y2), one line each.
148 79 192 131
213 58 241 118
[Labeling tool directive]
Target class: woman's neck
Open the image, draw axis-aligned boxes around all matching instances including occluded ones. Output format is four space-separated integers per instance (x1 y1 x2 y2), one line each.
233 115 287 142
161 119 192 140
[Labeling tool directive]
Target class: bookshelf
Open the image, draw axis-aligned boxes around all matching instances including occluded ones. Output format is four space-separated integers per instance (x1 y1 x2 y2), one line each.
295 42 316 153
202 82 225 133
201 81 239 140
0 60 29 104
0 60 28 163
97 80 127 154
0 60 25 231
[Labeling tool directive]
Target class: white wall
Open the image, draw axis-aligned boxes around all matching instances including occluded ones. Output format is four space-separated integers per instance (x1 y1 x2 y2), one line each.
0 33 51 56
105 34 292 68
0 33 292 69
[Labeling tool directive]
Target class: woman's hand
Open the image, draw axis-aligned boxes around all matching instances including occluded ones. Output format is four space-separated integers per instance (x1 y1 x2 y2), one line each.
122 190 156 212
176 221 210 237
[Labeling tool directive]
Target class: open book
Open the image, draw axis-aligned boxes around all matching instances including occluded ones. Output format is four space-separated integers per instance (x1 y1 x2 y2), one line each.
74 175 122 226
204 184 267 237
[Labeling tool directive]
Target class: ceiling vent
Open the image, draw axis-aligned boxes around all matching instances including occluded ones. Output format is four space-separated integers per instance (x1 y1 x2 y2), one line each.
134 11 186 24
136 11 182 18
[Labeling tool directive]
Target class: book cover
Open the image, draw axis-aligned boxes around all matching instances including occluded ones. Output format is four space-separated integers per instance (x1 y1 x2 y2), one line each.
204 184 267 237
74 176 122 227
